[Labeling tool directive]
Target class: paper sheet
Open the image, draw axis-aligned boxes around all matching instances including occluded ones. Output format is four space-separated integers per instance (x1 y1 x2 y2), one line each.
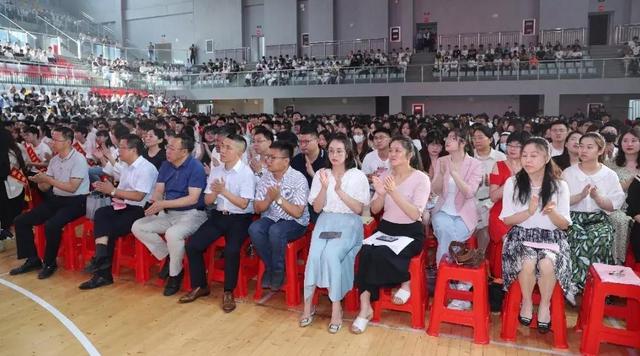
593 263 640 286
362 231 414 255
522 241 560 254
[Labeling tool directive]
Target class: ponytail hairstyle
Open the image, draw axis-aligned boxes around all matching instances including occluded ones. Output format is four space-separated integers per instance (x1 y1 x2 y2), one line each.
513 137 561 209
391 135 423 171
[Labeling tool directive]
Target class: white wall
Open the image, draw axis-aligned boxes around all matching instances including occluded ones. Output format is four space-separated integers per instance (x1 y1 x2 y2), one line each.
560 94 639 120
213 99 263 115
402 95 520 117
275 97 376 115
334 0 388 41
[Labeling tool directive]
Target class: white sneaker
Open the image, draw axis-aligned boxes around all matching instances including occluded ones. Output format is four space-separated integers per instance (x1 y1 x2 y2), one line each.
447 299 472 310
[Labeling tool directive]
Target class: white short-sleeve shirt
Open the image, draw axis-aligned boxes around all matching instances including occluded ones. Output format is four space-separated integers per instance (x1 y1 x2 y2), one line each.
499 177 572 230
308 168 370 214
117 156 158 207
561 164 625 213
361 150 390 176
205 160 256 214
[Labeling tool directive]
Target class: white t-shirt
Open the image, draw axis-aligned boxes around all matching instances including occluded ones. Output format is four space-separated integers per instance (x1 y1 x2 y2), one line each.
117 156 158 207
440 177 459 216
474 149 506 200
561 164 625 213
550 145 564 157
499 177 572 231
361 150 390 176
308 168 370 214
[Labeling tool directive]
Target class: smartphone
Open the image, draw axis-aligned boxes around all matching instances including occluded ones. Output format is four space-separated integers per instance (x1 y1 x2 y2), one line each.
376 235 398 243
319 231 342 240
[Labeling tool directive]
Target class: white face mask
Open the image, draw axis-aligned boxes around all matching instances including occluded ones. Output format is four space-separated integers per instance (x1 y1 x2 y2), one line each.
499 143 507 151
353 134 365 144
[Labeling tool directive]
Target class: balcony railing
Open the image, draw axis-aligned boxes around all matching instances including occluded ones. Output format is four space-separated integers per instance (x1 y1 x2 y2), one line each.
615 24 640 45
1 57 635 91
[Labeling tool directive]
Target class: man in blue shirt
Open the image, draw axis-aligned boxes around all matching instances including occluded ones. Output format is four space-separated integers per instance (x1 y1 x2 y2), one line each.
132 133 208 297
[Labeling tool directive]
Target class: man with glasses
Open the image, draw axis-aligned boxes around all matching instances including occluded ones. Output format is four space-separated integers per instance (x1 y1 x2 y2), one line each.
179 134 255 313
132 133 208 297
10 126 90 279
79 134 158 290
291 125 327 222
249 141 309 291
249 126 274 177
361 128 392 182
549 120 569 157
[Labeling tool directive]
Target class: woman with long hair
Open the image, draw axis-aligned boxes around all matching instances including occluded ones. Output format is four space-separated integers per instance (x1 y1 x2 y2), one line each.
605 127 640 263
552 131 582 170
300 133 370 333
352 136 429 334
143 128 166 170
430 128 483 264
400 120 422 151
563 132 625 292
487 131 530 280
0 128 28 246
352 124 371 166
421 130 447 180
500 137 575 334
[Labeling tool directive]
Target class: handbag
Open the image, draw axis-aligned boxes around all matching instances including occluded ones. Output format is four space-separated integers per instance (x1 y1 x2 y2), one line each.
448 241 484 268
86 192 111 219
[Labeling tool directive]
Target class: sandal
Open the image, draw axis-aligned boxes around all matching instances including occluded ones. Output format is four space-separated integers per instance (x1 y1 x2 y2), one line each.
351 313 373 334
328 323 342 334
392 288 411 305
299 308 316 328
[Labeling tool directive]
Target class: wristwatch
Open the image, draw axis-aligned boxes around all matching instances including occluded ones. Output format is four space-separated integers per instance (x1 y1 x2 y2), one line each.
110 189 116 197
276 197 283 205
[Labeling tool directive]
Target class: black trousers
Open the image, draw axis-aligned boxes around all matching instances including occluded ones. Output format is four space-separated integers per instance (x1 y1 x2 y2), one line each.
14 194 86 265
185 211 252 291
93 204 145 257
631 222 640 261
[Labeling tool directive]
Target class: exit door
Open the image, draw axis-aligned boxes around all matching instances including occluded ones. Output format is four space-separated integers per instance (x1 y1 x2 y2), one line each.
588 14 609 46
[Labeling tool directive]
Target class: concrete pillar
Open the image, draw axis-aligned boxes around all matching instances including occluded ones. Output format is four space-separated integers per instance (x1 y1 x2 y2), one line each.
543 93 560 116
263 97 274 114
389 95 402 114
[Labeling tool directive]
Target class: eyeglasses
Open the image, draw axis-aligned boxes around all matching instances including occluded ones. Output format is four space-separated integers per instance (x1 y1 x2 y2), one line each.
265 155 288 161
299 139 315 145
507 143 522 149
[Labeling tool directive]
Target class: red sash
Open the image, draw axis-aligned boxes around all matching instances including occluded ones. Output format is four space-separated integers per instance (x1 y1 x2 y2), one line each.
24 143 46 172
9 167 31 202
73 142 96 166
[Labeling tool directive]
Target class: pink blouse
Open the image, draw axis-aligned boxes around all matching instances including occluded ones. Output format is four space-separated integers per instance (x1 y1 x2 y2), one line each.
374 170 431 224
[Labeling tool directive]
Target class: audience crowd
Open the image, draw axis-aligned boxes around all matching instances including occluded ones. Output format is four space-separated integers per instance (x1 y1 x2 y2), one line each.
1 86 639 336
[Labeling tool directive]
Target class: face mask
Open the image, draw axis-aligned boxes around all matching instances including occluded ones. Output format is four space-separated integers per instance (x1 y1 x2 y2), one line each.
353 134 365 144
499 143 507 151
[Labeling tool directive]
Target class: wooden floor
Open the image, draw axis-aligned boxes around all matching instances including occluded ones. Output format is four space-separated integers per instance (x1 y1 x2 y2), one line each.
0 239 633 356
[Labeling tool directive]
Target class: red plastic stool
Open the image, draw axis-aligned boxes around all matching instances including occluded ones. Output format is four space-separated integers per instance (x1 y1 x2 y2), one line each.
362 217 378 238
575 265 640 355
113 233 137 277
254 232 311 306
35 216 90 270
427 259 490 344
372 250 427 329
311 286 360 312
134 238 164 284
78 219 96 270
500 280 568 349
205 236 257 298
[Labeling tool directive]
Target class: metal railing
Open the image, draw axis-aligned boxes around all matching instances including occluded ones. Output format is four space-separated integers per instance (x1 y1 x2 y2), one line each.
615 24 640 45
299 38 388 59
213 47 250 62
1 57 635 91
539 27 586 47
438 31 533 48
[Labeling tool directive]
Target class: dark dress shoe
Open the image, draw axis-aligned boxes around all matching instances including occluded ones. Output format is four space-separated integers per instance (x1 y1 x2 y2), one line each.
83 257 111 274
518 314 532 327
222 291 236 313
537 320 551 334
37 264 58 279
178 286 211 303
10 258 42 275
163 271 183 296
79 274 114 290
158 257 170 279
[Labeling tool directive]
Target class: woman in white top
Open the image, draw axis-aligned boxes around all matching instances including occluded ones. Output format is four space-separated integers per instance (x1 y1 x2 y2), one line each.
300 133 370 333
500 137 574 334
562 132 625 292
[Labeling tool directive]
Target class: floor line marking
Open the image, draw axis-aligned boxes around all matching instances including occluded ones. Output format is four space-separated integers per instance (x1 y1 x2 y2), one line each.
0 277 101 356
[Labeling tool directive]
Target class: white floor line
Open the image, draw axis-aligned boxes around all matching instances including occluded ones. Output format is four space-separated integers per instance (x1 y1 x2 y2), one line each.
0 277 101 356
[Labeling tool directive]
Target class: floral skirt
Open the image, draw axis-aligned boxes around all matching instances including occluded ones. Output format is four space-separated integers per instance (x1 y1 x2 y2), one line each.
567 211 615 292
502 226 576 304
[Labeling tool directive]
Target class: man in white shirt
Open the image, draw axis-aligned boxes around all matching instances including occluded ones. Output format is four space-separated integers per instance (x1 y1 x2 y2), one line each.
21 125 51 174
361 128 392 181
79 134 158 289
549 121 569 157
181 134 256 313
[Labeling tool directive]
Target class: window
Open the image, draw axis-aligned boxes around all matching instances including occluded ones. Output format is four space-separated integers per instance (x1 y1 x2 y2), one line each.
206 40 214 54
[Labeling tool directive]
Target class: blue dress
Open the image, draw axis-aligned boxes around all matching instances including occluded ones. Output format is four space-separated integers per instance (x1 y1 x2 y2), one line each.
303 211 363 302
